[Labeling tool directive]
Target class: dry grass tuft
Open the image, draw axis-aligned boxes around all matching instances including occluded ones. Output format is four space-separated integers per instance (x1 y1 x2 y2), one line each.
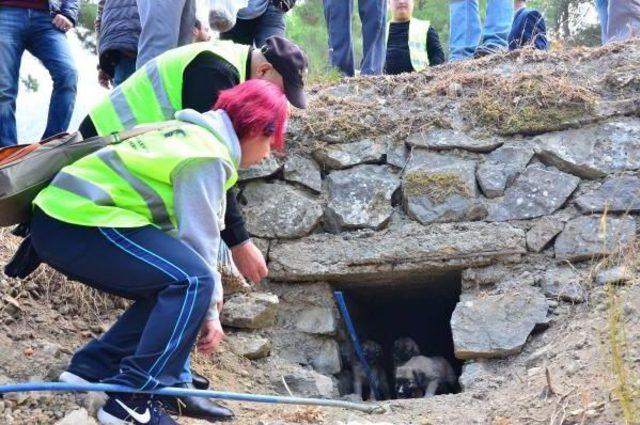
404 171 470 203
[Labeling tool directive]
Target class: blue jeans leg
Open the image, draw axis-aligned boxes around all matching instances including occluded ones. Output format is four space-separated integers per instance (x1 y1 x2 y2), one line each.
0 7 27 147
112 56 137 87
449 0 481 61
359 0 387 75
595 0 609 44
480 0 514 49
254 3 286 47
26 11 77 139
136 0 187 68
323 0 355 76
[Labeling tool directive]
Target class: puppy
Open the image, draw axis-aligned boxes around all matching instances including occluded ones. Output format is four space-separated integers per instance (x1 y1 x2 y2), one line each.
395 355 457 399
351 340 391 401
392 337 421 367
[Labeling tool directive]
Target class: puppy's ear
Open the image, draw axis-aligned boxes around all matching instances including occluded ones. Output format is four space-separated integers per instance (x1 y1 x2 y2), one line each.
413 370 428 388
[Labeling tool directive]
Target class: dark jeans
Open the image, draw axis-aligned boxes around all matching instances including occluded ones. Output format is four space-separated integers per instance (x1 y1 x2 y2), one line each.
219 3 285 47
0 7 77 147
113 56 137 87
30 209 214 389
322 0 387 76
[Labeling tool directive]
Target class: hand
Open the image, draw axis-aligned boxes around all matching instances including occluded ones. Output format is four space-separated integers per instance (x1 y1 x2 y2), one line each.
98 69 112 89
52 14 74 32
231 241 268 284
198 319 224 354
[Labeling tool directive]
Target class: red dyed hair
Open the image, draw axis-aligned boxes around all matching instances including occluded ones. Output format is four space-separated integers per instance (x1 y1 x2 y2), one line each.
213 80 288 150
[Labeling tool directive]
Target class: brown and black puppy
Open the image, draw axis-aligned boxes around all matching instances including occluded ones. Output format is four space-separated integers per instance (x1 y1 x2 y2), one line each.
351 340 391 401
392 337 421 367
395 355 457 399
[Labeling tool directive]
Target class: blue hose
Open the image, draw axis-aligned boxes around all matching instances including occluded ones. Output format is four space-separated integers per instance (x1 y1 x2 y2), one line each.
0 382 384 414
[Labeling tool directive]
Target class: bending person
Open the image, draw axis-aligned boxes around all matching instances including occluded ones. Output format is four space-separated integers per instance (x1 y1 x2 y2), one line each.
29 80 289 425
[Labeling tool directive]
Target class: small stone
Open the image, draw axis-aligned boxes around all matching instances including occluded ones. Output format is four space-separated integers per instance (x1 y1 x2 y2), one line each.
451 290 549 359
487 165 580 222
555 216 636 262
314 138 385 169
270 365 338 398
386 139 409 168
283 155 322 193
227 333 272 360
575 175 640 213
242 182 323 239
78 392 108 417
458 361 491 391
403 150 486 224
311 340 342 375
295 307 337 335
238 157 282 181
477 145 534 198
55 408 98 425
542 267 586 303
221 293 279 329
407 129 502 153
526 218 564 253
326 165 400 231
596 266 632 286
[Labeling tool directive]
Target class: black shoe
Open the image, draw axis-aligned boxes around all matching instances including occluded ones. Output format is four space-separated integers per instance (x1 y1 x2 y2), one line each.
191 369 210 390
473 44 504 58
98 394 178 425
158 383 234 423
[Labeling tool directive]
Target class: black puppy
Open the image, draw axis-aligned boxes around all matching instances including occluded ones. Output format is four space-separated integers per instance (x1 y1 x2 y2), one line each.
351 340 391 401
392 337 421 367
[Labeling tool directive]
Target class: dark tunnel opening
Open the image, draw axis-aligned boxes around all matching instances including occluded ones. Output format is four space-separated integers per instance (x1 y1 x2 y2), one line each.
334 273 463 401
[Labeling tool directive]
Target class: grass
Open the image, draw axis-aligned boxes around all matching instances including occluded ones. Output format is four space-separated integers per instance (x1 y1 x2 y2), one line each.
403 171 470 203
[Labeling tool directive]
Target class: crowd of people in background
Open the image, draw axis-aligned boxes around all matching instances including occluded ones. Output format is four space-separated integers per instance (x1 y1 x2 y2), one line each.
1 0 639 147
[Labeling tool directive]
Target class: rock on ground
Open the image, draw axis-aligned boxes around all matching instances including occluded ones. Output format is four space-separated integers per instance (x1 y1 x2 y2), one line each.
451 290 549 359
242 181 323 239
326 165 400 230
554 216 636 262
55 409 97 425
239 157 283 181
488 165 580 221
596 266 632 286
227 333 272 360
269 361 339 398
221 293 279 329
403 149 487 224
541 267 587 303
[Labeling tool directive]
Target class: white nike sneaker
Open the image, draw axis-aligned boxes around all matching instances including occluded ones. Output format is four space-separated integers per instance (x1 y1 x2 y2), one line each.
97 394 178 425
59 371 92 385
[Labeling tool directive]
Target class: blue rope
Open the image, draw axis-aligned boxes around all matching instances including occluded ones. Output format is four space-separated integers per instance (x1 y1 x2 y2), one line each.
0 382 384 414
333 291 382 400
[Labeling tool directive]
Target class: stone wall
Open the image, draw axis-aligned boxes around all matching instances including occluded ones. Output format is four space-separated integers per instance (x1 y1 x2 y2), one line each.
220 42 640 397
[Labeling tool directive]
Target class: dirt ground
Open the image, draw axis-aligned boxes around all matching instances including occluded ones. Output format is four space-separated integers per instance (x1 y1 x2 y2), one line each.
0 224 638 425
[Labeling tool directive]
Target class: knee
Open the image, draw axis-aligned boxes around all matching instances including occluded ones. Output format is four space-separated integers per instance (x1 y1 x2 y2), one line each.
53 64 78 89
187 268 215 310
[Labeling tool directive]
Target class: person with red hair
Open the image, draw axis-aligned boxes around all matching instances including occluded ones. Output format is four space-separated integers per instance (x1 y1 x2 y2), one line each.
26 80 288 425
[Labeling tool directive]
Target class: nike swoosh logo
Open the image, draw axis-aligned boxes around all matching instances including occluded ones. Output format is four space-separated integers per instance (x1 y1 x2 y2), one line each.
115 399 151 424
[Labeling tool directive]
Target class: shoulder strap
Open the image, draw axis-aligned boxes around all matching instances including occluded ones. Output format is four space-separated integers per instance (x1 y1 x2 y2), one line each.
107 122 179 145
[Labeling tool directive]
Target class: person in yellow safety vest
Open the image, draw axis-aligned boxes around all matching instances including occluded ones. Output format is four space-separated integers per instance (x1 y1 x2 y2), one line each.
384 0 446 75
29 80 289 425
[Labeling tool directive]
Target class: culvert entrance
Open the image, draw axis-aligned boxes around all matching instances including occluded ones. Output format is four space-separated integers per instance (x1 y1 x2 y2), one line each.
334 273 462 401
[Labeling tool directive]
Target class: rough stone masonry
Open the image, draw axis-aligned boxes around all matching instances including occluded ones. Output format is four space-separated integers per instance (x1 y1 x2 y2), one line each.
220 41 640 397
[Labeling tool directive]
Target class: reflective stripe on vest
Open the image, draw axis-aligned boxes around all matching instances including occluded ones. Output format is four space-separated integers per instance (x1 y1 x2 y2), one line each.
34 122 238 231
89 41 250 136
408 18 430 72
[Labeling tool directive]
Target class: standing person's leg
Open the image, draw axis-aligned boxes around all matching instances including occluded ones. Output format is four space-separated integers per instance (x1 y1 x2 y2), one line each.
178 0 197 46
478 0 513 52
0 7 26 147
253 3 286 47
594 0 609 44
27 11 77 140
449 0 482 61
219 17 258 45
30 210 215 390
136 0 188 68
323 0 355 76
607 0 640 43
359 0 387 75
112 56 137 87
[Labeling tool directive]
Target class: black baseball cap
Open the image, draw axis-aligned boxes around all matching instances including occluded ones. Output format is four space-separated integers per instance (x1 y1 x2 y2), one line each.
262 36 309 109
